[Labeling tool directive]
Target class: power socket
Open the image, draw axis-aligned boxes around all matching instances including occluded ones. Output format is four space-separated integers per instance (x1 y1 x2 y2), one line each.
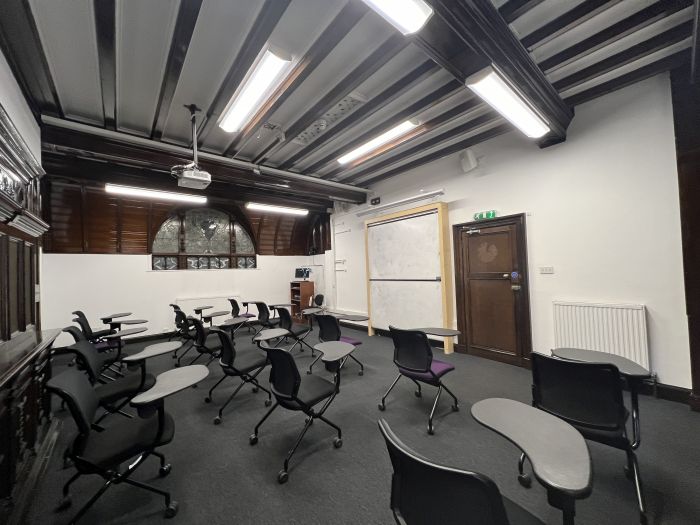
539 266 554 275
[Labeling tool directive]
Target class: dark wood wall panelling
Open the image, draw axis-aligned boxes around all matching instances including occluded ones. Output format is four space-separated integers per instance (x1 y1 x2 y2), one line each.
42 179 329 257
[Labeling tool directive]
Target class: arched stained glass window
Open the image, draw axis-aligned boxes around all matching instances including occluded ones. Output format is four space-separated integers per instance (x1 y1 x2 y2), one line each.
151 208 256 270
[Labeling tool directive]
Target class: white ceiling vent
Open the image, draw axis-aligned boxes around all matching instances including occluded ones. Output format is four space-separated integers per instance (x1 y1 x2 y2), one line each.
292 92 366 145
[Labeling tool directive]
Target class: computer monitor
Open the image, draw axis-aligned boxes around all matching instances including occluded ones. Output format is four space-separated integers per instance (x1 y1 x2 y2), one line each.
295 267 309 279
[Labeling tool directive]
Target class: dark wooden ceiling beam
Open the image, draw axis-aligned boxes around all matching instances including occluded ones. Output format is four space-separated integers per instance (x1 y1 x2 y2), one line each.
224 1 367 156
94 0 117 130
540 0 693 74
553 20 693 92
196 0 292 145
498 0 545 24
692 0 700 82
521 0 619 51
150 0 204 140
251 33 408 164
423 0 573 147
277 60 439 170
0 0 62 118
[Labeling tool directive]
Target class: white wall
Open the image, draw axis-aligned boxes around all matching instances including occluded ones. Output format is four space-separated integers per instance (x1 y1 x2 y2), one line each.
41 254 313 347
333 73 691 388
0 48 41 160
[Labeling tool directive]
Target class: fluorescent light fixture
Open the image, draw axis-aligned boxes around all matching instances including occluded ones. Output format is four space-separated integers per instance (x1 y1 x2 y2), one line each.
338 120 418 165
105 184 207 204
219 47 293 133
466 66 550 139
362 0 433 35
246 202 308 216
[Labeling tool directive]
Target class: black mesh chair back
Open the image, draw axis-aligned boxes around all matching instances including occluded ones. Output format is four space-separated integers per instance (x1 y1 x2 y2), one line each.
531 353 626 431
169 303 181 311
63 325 87 343
255 302 272 324
378 419 511 525
72 315 96 340
48 369 100 438
316 314 341 342
210 328 236 367
174 309 190 333
189 316 207 346
313 294 324 307
265 344 301 403
277 307 293 331
67 340 102 382
389 326 432 373
229 298 242 317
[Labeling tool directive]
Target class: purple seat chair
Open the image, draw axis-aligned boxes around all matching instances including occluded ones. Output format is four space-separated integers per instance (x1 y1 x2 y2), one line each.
379 326 458 435
228 298 256 334
307 314 364 376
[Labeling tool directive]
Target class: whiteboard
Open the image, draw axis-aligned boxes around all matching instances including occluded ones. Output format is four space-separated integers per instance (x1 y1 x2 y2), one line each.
367 212 440 280
370 281 442 331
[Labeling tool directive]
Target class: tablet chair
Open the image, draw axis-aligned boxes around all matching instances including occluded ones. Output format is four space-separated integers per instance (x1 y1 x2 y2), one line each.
205 328 272 425
178 317 221 367
169 308 195 362
378 419 544 525
72 310 114 343
251 302 280 339
249 342 342 484
529 353 647 523
307 314 364 375
379 327 458 434
228 298 256 333
48 369 179 522
277 307 315 354
63 326 120 363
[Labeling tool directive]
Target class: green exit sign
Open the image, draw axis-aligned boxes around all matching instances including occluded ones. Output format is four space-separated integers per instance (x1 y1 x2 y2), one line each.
474 210 497 221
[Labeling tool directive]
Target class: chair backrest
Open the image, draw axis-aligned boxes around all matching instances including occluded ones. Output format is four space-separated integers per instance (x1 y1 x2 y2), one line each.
313 294 324 307
378 419 511 525
173 309 189 331
277 307 293 331
169 303 181 311
228 298 242 317
72 311 95 339
389 326 432 373
531 352 626 431
263 343 301 401
316 314 341 342
47 368 99 437
63 325 87 343
210 328 236 367
255 302 271 324
189 316 207 346
66 339 102 382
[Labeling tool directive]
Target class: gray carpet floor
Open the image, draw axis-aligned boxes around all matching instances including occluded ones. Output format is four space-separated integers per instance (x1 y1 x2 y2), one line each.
25 328 700 525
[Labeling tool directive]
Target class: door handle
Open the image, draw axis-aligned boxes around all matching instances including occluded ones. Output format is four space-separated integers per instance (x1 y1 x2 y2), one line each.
511 285 521 291
502 274 509 278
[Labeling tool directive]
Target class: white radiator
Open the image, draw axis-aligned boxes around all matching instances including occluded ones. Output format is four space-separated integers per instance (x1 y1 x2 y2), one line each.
553 301 650 370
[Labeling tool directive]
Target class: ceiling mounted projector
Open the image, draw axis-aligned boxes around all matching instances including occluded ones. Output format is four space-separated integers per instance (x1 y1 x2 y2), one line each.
172 104 211 190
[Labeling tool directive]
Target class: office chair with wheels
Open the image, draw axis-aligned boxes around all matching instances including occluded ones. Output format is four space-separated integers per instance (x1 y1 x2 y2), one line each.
378 419 544 525
249 342 342 484
250 302 280 339
48 368 180 522
307 314 364 375
277 307 315 354
205 328 272 425
229 298 256 322
178 317 221 367
169 308 195 362
528 352 647 524
63 326 120 360
379 326 458 434
71 311 114 343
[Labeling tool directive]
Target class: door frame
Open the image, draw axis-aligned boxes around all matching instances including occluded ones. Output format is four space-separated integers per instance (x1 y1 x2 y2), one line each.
452 213 533 367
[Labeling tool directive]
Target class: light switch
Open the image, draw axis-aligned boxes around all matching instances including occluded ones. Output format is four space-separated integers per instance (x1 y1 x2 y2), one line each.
539 266 554 274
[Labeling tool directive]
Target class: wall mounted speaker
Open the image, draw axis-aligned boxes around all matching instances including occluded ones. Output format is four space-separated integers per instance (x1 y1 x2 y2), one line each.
459 148 478 173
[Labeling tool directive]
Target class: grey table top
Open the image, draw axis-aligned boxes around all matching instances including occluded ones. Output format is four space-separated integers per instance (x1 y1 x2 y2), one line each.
302 307 324 315
552 348 650 378
131 365 209 405
315 341 355 362
123 341 181 362
102 326 147 339
472 398 592 498
254 328 289 341
220 316 251 326
270 303 293 308
115 319 147 325
101 312 131 321
329 312 369 322
193 305 213 312
415 327 461 337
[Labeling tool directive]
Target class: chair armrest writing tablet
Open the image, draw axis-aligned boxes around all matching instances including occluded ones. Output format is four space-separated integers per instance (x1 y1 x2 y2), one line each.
100 312 132 322
414 327 461 337
203 311 228 320
220 316 251 326
122 341 182 362
193 305 213 312
552 348 650 378
329 312 369 322
102 327 147 339
116 319 148 325
316 341 355 362
254 328 290 341
131 365 209 405
301 307 324 315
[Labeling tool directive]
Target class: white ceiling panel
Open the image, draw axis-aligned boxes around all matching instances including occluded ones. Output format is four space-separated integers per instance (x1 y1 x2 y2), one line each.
29 0 103 124
509 0 586 41
116 0 180 135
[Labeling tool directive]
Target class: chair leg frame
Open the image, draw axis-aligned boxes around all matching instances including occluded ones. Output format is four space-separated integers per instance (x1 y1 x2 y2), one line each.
379 374 402 409
216 367 272 421
626 448 647 522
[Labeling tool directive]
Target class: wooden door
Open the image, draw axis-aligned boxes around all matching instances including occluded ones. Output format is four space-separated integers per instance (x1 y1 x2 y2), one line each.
453 214 532 366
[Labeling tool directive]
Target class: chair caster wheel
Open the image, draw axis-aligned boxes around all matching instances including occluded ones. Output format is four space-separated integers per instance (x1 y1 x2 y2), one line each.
452 404 459 412
249 435 258 445
213 416 222 425
333 437 343 449
414 390 421 398
639 512 648 525
264 399 272 407
165 501 179 518
518 474 532 488
191 384 198 389
277 470 289 484
427 426 435 435
63 457 73 469
306 370 312 375
56 495 72 511
204 397 211 403
378 403 386 411
174 362 180 368
159 464 172 477
252 386 259 393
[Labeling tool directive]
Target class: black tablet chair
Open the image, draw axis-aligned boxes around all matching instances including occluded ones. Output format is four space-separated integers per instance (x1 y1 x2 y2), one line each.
250 302 280 338
169 308 195 362
528 353 647 523
72 310 114 344
229 298 256 322
205 328 272 424
177 317 221 367
311 294 324 307
378 419 544 525
48 368 179 522
63 327 123 378
249 342 342 484
277 307 315 354
379 327 458 435
307 314 364 375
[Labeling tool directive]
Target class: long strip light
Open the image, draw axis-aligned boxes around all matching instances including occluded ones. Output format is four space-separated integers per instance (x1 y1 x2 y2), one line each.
219 47 293 133
361 0 433 35
246 202 308 216
338 120 418 165
105 184 207 204
466 66 550 139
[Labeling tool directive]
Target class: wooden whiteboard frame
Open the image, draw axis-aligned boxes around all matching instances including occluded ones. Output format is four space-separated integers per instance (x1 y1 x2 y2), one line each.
365 202 454 353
